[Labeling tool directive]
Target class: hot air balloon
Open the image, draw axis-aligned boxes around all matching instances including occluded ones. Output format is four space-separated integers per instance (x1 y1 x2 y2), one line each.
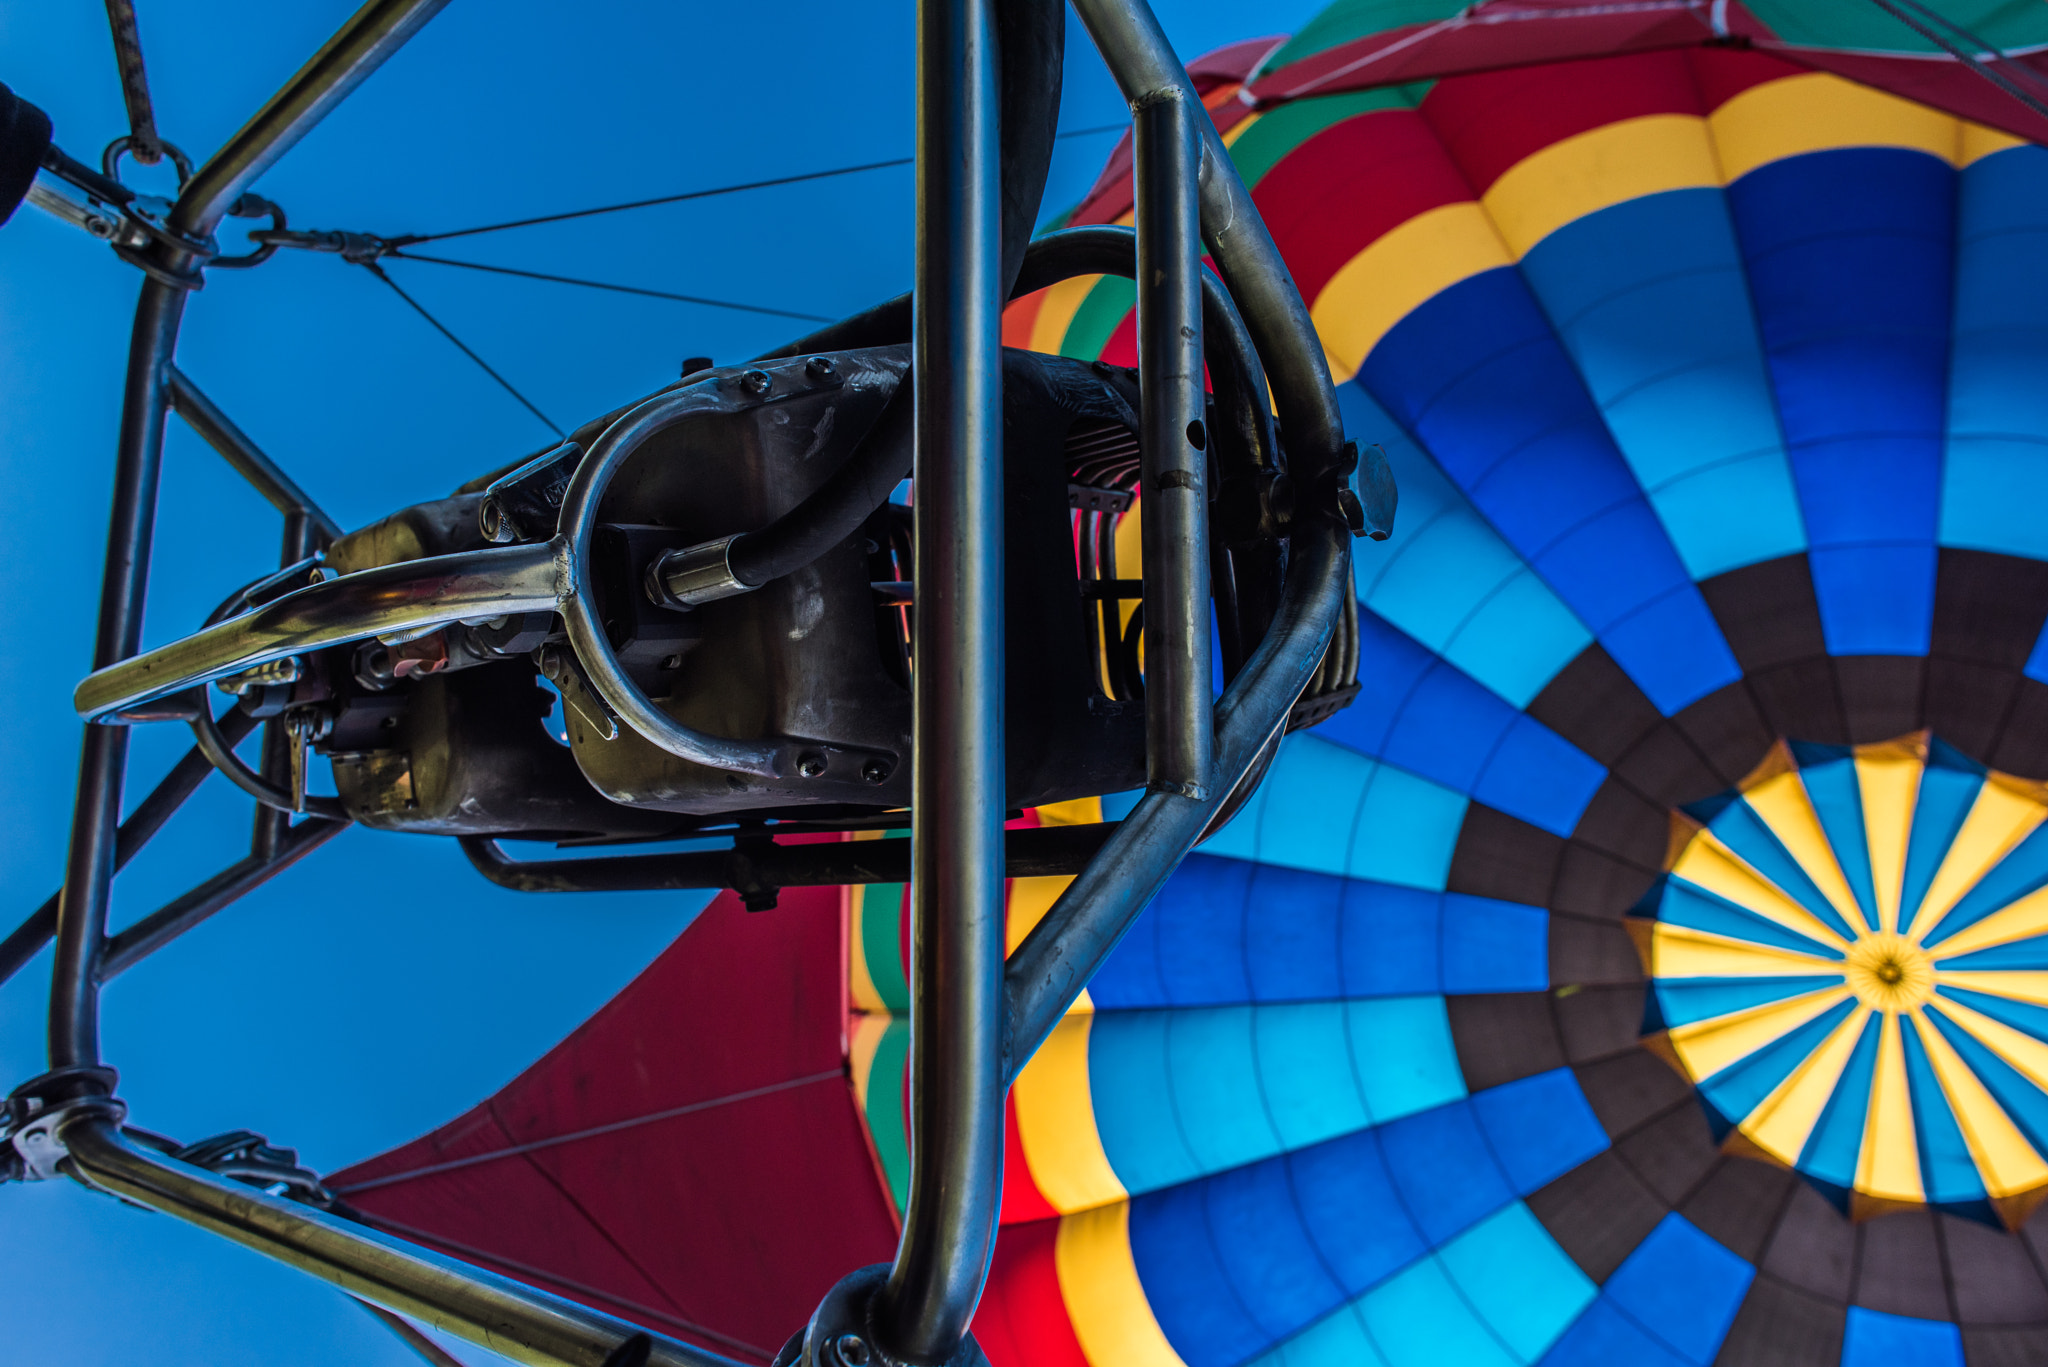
322 6 2048 1365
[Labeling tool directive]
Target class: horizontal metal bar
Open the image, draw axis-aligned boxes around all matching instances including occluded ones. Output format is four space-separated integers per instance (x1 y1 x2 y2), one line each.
74 541 560 721
460 821 1115 894
169 0 450 239
99 817 348 979
167 368 342 540
1004 520 1348 1079
59 1118 738 1367
0 711 260 988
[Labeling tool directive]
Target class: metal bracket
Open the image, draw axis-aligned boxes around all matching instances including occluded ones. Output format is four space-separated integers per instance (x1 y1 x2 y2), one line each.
3 1067 125 1183
777 1266 990 1367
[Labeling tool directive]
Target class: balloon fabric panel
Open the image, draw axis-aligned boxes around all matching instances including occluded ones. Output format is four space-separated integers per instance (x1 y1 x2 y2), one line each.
324 15 2048 1367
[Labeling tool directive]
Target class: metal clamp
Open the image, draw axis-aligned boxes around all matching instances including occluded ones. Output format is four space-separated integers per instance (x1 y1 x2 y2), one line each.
208 194 287 269
780 1266 990 1367
4 1067 126 1183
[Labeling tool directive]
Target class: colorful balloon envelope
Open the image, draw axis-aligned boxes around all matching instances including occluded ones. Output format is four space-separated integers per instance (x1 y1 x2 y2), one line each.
336 5 2048 1366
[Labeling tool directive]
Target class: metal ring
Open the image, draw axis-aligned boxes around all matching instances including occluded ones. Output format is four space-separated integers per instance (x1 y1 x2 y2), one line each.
209 196 286 270
553 385 786 779
101 135 194 185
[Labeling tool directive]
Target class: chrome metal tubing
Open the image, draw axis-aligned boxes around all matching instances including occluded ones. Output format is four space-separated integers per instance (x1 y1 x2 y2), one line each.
188 701 349 822
167 0 450 240
2 712 260 989
871 0 1008 1357
167 368 342 541
1004 519 1348 1076
51 277 186 1068
1068 0 1346 479
72 541 560 721
58 1118 741 1367
99 817 348 979
1132 91 1212 797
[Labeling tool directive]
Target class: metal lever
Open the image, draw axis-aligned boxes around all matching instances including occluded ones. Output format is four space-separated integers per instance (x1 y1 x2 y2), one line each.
286 712 309 814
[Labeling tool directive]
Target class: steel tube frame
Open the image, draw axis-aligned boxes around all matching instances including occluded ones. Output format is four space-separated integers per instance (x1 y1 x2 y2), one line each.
58 1118 744 1367
459 822 1117 895
168 367 342 541
1132 91 1213 797
100 816 348 979
1003 520 1347 1072
31 3 1361 1365
1069 0 1346 481
1 711 260 989
50 277 185 1068
167 0 451 240
871 0 1008 1356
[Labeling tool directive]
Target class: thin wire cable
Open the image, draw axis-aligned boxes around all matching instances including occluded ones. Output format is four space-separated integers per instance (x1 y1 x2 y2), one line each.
386 250 834 321
394 122 1129 245
362 262 564 437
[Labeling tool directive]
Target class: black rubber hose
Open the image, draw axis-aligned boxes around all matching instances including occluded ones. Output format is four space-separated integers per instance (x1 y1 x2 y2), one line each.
724 373 915 590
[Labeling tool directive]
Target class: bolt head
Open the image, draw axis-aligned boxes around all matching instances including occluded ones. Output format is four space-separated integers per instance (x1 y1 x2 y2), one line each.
798 752 829 779
806 356 838 380
834 1335 871 1367
740 368 773 395
661 654 683 670
861 760 889 784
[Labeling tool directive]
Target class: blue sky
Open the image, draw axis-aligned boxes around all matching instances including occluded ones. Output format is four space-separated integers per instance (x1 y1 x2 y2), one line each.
0 2 1324 1362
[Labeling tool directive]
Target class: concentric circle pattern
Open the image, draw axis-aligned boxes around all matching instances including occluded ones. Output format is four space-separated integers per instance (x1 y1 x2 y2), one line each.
1644 736 2048 1226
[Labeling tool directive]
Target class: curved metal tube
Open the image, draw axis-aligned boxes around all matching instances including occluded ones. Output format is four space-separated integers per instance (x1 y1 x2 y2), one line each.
1004 518 1349 1076
59 1118 739 1367
72 542 559 722
186 699 349 822
1068 0 1347 481
554 393 787 777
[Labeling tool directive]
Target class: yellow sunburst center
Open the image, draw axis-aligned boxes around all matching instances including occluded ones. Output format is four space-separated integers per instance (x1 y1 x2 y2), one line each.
1842 933 1935 1012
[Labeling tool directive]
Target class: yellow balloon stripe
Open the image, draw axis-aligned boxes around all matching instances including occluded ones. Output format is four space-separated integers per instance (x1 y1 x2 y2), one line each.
1926 994 2048 1097
1012 1012 1127 1215
1055 1201 1189 1367
1905 781 2047 944
1670 984 1853 1083
1479 114 1719 258
1928 886 2048 962
1856 1012 1925 1204
1310 202 1511 384
1855 739 1924 935
1029 274 1111 357
1907 1008 2048 1198
1669 831 1852 951
1742 769 1871 936
1648 922 1844 980
1709 71 1964 182
1738 1004 1871 1166
1937 971 2048 1011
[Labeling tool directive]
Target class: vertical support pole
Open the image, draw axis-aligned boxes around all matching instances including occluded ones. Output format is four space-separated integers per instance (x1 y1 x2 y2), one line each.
873 0 1006 1356
51 277 187 1068
253 509 317 860
1133 89 1211 797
